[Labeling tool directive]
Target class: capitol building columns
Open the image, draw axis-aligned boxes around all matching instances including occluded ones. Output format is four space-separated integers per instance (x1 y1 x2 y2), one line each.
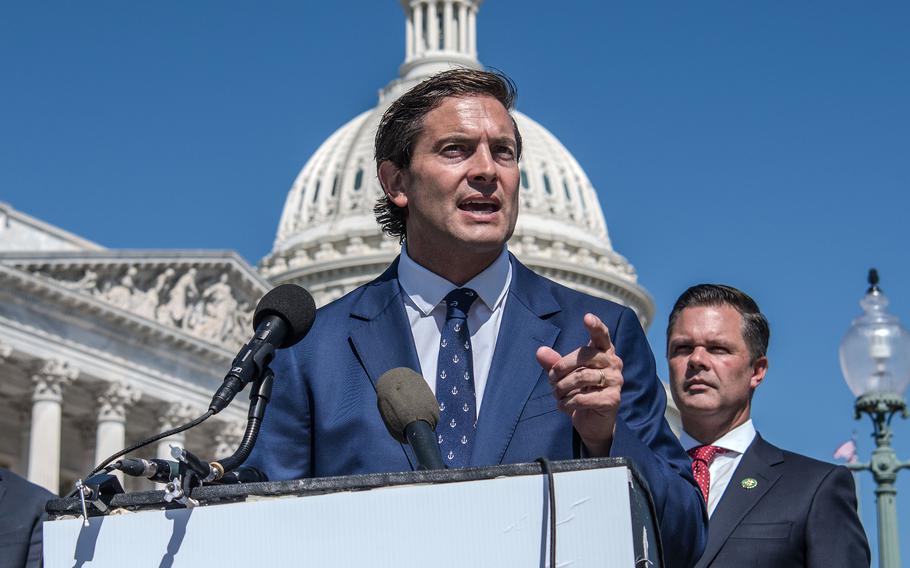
0 238 267 494
94 381 141 483
27 359 77 492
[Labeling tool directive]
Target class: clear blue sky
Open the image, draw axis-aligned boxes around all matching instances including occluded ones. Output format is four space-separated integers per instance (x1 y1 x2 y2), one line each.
3 1 909 560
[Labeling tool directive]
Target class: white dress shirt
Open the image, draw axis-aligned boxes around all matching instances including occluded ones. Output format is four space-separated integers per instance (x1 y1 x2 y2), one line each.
397 245 512 413
680 419 757 518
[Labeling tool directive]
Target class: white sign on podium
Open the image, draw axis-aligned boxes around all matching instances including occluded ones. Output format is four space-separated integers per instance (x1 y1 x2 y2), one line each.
45 460 657 567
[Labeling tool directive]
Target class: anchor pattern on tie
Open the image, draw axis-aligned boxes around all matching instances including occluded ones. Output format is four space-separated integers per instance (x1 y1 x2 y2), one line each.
435 287 478 469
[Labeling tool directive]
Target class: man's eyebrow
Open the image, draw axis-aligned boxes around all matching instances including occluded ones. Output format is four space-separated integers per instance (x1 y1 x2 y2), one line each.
435 133 473 142
428 135 472 151
430 133 516 147
489 135 517 147
667 337 692 347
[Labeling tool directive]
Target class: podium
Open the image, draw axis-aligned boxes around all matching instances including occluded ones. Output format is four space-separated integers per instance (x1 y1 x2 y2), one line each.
45 458 662 567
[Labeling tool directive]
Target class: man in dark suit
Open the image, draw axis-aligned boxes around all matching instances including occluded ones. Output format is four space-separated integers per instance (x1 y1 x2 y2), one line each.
0 467 54 568
666 284 870 567
248 68 706 566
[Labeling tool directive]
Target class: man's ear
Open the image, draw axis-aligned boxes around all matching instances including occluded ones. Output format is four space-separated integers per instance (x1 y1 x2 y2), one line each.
750 356 768 390
378 161 408 208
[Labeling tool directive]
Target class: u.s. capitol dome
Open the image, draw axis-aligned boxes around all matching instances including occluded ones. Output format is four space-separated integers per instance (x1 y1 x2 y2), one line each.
260 0 655 328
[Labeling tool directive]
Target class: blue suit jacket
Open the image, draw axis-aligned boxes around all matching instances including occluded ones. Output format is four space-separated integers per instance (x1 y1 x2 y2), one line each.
0 468 54 568
696 434 870 567
248 255 706 567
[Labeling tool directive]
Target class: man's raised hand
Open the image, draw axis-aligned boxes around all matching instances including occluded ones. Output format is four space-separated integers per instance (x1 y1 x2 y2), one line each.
535 313 623 456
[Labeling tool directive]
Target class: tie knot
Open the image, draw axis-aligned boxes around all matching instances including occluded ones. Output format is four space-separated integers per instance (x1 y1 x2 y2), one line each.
688 445 727 464
443 288 478 320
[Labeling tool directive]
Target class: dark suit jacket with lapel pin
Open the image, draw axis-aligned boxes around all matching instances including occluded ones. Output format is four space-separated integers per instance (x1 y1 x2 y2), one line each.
0 467 55 568
696 434 870 567
248 255 708 567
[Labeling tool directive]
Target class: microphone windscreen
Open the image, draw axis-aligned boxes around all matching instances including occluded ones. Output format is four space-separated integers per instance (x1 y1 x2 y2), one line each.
253 284 316 348
376 367 440 443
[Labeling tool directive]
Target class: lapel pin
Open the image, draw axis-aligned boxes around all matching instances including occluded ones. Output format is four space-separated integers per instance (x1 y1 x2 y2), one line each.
741 477 758 490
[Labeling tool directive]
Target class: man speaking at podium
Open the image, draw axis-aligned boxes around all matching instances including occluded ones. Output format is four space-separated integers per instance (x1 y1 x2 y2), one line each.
247 69 705 566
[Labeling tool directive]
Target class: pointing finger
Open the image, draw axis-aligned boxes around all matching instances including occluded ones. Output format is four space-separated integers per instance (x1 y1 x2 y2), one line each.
584 313 613 352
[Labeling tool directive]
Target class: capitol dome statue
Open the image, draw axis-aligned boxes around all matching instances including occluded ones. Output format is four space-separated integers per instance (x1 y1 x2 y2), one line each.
260 0 655 328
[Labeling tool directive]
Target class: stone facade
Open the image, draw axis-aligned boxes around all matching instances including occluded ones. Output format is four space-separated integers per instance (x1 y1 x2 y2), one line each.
0 204 266 493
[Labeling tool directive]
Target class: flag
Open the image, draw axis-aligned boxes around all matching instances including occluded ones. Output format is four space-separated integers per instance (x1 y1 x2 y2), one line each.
833 439 858 464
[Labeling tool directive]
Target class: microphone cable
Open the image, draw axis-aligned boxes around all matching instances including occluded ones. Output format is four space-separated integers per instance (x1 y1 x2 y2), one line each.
85 409 214 479
535 457 557 568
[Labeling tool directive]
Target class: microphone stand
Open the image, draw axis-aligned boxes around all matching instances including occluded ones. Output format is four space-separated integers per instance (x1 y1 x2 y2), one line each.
156 366 275 497
207 367 274 484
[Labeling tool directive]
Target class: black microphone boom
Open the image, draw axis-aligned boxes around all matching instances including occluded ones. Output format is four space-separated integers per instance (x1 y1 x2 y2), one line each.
376 367 446 470
209 284 316 414
116 457 180 483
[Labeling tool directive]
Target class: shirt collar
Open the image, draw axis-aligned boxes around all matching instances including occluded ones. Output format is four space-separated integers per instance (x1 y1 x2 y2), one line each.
681 419 756 454
398 245 512 316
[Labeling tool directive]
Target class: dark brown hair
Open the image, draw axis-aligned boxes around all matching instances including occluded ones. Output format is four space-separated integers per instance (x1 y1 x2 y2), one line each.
373 68 523 242
667 284 770 362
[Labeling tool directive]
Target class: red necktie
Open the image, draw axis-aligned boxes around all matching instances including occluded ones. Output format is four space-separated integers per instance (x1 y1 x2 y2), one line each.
688 445 727 503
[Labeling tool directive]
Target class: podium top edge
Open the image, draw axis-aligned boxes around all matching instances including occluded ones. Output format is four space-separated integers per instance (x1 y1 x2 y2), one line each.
47 457 637 519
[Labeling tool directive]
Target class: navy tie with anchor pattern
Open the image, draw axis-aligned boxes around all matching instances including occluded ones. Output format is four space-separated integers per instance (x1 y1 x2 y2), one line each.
435 288 479 468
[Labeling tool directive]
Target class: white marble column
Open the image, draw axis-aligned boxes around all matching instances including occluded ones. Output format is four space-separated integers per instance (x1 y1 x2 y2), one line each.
213 420 247 460
443 1 454 50
155 402 196 460
427 1 439 50
27 359 78 493
94 381 141 482
405 5 414 61
458 2 468 52
468 6 477 56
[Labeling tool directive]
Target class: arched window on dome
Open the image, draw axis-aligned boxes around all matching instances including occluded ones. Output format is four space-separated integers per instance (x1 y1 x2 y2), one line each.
312 180 321 203
295 178 309 217
543 173 553 196
331 175 339 197
576 177 587 207
563 179 572 201
354 168 364 191
520 168 529 190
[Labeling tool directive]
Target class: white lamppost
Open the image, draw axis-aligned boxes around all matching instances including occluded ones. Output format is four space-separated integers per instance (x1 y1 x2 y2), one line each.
840 269 910 568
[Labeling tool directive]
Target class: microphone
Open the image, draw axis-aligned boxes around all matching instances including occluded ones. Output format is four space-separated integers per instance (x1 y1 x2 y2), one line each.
115 457 180 483
209 284 316 414
376 367 446 471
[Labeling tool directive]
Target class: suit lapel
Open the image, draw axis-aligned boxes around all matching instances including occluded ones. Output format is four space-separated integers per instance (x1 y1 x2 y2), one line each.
697 434 783 567
347 259 423 469
470 257 561 466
